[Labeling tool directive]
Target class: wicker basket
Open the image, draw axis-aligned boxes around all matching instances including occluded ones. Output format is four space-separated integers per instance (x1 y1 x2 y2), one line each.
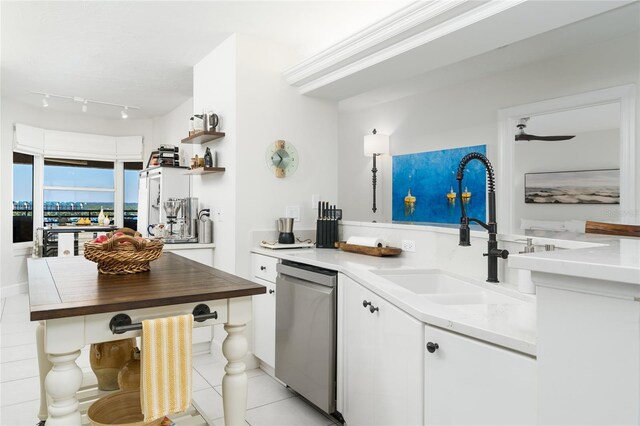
87 389 163 426
84 228 163 275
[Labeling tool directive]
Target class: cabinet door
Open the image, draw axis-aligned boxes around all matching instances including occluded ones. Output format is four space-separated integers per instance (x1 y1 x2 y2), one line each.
342 276 377 426
342 275 423 426
252 278 276 367
372 294 423 426
424 325 537 425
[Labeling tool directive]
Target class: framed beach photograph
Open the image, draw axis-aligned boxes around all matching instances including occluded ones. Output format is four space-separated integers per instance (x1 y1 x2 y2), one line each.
524 169 620 204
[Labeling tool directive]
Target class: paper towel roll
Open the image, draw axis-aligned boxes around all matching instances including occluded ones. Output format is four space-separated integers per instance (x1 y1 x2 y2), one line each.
346 236 386 248
57 233 75 257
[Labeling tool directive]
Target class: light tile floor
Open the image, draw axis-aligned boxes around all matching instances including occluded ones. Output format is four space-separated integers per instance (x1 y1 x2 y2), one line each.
0 293 339 426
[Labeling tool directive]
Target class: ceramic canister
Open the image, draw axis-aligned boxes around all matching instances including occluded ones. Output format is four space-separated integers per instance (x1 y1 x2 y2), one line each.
90 338 136 391
117 347 141 391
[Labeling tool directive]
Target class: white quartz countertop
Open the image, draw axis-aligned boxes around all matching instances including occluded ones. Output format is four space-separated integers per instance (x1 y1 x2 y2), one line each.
251 247 537 356
164 243 215 250
509 238 640 285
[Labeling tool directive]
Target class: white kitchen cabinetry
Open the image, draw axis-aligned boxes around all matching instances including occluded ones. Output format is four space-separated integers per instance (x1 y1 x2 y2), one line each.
340 274 423 426
536 278 640 425
251 253 279 368
424 324 537 425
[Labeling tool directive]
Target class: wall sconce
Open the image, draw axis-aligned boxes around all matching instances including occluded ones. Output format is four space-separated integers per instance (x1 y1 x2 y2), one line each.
363 129 390 213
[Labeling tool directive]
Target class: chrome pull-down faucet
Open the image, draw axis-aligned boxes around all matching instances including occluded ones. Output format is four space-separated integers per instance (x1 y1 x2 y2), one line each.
456 152 508 283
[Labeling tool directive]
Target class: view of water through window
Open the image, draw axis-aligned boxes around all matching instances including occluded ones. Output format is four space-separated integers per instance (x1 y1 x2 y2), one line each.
13 158 142 231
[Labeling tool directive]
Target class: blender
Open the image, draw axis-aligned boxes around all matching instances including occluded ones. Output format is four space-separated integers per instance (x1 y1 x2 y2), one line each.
277 218 295 244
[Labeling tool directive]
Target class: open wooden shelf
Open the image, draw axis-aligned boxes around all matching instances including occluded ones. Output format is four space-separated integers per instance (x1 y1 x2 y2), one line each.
181 131 225 144
185 167 226 175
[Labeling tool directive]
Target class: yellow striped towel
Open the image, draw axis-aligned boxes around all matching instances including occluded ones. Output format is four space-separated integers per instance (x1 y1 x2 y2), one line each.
141 314 193 422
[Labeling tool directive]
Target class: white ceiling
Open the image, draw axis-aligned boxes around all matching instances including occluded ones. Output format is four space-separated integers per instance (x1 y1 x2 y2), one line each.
1 0 410 120
339 2 639 111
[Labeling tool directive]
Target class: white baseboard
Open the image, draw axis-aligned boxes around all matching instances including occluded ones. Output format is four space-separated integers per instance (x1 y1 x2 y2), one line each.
1 282 28 298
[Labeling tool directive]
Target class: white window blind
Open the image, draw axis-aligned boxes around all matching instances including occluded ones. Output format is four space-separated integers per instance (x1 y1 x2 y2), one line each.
13 124 143 161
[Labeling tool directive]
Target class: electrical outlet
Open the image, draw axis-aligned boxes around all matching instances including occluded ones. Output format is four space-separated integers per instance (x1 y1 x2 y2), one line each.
402 239 416 252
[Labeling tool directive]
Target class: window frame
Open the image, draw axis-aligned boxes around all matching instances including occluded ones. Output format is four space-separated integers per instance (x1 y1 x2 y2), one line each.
12 152 35 245
12 154 144 245
42 157 117 227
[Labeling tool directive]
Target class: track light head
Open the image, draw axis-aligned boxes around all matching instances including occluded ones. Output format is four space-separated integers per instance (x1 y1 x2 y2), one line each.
31 91 140 117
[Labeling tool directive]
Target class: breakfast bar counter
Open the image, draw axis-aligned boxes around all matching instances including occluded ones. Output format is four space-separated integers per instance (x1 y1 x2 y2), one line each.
28 253 265 426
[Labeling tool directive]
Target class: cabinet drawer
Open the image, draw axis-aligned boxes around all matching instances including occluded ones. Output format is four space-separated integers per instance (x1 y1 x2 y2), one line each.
252 254 279 283
84 299 227 344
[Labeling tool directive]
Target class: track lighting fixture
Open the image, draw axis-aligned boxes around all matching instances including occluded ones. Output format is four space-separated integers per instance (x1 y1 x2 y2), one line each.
31 91 139 118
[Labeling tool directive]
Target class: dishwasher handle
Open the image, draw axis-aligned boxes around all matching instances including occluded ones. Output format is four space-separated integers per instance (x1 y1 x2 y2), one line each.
277 262 337 288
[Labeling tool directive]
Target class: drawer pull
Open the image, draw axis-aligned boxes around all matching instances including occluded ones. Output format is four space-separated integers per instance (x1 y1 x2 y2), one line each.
109 304 218 334
369 305 379 314
362 300 371 308
260 266 267 271
426 342 439 353
269 289 275 294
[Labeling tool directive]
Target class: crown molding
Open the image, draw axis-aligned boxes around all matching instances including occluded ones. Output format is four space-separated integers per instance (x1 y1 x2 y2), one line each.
283 0 469 85
284 0 526 89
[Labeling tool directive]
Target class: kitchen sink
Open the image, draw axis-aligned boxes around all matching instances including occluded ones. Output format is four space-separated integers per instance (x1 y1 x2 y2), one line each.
371 269 482 294
370 268 521 305
423 292 519 305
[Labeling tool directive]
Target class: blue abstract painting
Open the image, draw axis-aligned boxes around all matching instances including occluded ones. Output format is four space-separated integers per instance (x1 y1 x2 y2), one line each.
392 145 487 224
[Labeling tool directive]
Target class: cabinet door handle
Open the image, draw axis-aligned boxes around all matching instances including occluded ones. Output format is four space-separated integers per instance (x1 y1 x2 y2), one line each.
260 266 267 271
269 289 275 294
426 342 439 353
369 305 379 314
362 300 371 308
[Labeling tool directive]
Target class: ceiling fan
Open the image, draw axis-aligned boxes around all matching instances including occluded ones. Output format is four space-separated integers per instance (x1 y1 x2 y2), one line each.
515 117 575 141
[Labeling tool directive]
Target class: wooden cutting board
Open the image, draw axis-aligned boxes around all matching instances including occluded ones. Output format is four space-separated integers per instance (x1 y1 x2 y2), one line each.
585 221 640 237
335 241 402 257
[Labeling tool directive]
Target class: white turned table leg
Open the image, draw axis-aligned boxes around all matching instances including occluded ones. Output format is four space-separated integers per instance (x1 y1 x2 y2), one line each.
36 322 53 423
222 323 248 426
45 350 83 426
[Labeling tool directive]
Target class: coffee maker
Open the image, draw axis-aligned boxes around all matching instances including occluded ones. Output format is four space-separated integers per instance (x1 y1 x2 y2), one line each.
162 197 198 243
277 218 295 244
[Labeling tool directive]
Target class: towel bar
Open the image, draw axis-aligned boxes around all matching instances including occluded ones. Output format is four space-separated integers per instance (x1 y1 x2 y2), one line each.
109 304 218 334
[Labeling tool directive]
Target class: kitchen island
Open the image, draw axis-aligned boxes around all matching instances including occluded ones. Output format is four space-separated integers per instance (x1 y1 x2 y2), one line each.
509 239 640 425
28 252 265 426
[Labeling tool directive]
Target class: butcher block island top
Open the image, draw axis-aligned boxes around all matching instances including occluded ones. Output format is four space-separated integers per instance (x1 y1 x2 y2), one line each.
28 252 266 321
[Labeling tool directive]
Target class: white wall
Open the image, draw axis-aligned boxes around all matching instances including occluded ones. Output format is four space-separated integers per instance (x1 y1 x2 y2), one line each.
337 32 640 225
234 34 338 278
151 97 194 167
1 98 153 294
514 128 620 226
192 35 238 275
190 34 338 279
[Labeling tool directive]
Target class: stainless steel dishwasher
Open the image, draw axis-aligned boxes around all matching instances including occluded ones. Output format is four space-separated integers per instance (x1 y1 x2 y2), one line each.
275 260 338 415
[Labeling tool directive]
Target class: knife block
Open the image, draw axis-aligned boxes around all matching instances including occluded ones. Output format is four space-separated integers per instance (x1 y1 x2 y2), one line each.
316 219 339 249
